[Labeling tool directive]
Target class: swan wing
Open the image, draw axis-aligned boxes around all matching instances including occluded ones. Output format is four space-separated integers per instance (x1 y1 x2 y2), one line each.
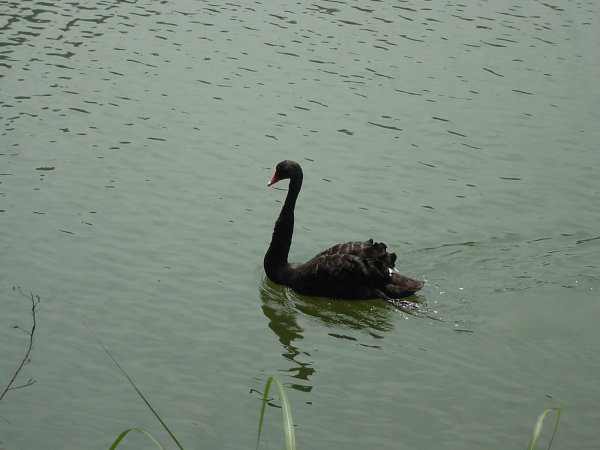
301 239 395 284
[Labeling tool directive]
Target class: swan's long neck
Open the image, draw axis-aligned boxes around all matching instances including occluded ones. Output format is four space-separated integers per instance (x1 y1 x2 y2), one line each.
264 172 302 283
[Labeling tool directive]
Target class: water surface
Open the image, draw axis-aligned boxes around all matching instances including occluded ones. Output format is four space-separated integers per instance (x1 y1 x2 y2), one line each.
1 1 599 449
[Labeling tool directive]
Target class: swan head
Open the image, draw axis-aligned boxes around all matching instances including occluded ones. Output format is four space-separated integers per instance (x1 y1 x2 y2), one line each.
268 160 302 187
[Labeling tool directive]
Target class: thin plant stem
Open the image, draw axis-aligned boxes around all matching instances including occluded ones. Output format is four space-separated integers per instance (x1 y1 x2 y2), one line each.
0 288 39 403
85 323 185 450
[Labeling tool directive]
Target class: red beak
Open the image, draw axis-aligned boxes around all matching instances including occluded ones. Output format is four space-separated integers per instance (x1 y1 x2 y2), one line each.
268 174 280 187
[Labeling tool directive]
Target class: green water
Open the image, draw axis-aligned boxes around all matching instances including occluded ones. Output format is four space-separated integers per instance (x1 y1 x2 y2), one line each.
1 1 599 449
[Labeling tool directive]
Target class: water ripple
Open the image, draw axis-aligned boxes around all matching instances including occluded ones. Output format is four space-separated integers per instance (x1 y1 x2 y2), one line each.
2 0 599 448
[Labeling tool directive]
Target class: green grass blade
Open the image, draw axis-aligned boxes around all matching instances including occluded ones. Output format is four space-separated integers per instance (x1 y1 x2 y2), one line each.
109 428 166 450
526 407 561 450
256 376 273 449
85 323 186 450
272 377 296 450
256 376 296 450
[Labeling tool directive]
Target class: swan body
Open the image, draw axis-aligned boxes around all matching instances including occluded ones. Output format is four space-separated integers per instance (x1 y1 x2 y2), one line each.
264 160 423 301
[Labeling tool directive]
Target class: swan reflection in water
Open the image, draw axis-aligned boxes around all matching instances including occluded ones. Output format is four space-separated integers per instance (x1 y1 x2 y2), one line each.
259 276 426 393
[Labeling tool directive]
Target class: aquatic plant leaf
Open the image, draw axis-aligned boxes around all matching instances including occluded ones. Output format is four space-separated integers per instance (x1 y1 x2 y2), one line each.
526 407 561 450
256 376 296 450
86 323 185 450
108 427 165 450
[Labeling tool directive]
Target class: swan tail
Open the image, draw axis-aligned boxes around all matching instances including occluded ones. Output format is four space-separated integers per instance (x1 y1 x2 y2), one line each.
383 273 424 298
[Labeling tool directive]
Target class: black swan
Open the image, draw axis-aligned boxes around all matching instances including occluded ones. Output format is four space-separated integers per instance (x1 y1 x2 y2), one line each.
264 160 423 302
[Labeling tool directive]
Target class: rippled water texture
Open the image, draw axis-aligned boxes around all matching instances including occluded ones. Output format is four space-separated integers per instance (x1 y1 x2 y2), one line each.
1 1 599 449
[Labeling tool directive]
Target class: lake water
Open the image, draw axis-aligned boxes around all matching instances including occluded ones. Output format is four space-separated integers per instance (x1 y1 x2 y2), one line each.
1 0 599 448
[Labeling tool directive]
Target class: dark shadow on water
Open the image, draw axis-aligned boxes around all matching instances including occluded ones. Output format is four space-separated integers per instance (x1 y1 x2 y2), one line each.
258 276 429 393
259 278 315 393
